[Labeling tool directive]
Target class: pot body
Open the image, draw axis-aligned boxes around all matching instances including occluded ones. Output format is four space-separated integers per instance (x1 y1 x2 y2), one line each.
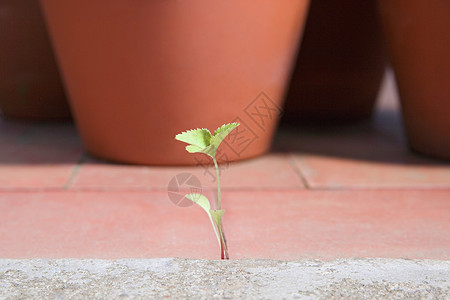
378 0 450 160
283 0 386 124
40 0 310 165
0 0 70 120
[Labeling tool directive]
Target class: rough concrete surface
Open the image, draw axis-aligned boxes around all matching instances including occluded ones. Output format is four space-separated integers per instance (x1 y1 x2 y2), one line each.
0 258 449 299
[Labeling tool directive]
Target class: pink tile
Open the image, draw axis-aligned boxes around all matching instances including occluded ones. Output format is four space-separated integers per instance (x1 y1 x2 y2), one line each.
69 157 182 190
0 120 83 189
1 190 448 260
220 154 304 189
276 123 450 189
0 191 218 259
293 153 450 189
226 190 450 259
70 154 304 190
0 164 74 189
0 144 82 189
69 156 219 190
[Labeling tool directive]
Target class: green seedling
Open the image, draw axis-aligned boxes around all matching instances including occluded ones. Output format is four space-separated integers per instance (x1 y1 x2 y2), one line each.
175 122 239 260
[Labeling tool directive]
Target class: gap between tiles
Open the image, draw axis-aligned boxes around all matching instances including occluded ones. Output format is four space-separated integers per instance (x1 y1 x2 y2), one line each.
287 153 311 189
63 154 87 190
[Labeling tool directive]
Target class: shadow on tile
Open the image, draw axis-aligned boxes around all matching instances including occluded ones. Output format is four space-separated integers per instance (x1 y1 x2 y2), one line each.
0 117 83 164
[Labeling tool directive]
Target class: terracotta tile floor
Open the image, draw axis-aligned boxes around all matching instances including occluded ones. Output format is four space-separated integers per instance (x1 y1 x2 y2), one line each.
1 70 449 260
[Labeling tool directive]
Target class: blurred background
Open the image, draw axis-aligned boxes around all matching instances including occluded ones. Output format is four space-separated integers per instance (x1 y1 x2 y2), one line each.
1 0 449 164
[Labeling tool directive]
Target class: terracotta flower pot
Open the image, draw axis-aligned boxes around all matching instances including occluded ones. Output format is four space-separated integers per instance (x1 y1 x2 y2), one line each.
0 0 70 120
40 0 310 165
282 0 386 124
377 0 450 160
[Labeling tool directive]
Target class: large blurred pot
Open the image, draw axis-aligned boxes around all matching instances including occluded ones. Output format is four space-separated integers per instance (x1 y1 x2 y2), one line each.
283 0 386 124
0 0 70 120
40 0 310 165
378 0 450 160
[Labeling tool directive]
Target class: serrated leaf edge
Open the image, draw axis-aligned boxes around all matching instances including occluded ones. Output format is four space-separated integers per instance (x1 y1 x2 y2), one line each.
213 122 240 137
175 128 212 148
210 122 240 151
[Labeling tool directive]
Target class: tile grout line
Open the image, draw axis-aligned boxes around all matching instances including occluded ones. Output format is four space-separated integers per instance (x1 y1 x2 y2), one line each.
287 153 310 189
63 154 87 190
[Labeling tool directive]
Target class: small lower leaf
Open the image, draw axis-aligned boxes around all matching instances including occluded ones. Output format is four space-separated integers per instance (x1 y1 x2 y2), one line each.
184 193 221 247
185 193 210 213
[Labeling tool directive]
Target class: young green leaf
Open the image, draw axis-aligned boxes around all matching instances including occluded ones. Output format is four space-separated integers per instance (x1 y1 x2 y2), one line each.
210 123 239 152
185 193 211 212
185 193 221 247
175 123 240 158
175 128 211 149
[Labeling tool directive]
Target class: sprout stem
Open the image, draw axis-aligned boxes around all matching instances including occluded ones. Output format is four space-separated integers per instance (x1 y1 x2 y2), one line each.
213 157 221 210
213 156 228 259
220 222 229 259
